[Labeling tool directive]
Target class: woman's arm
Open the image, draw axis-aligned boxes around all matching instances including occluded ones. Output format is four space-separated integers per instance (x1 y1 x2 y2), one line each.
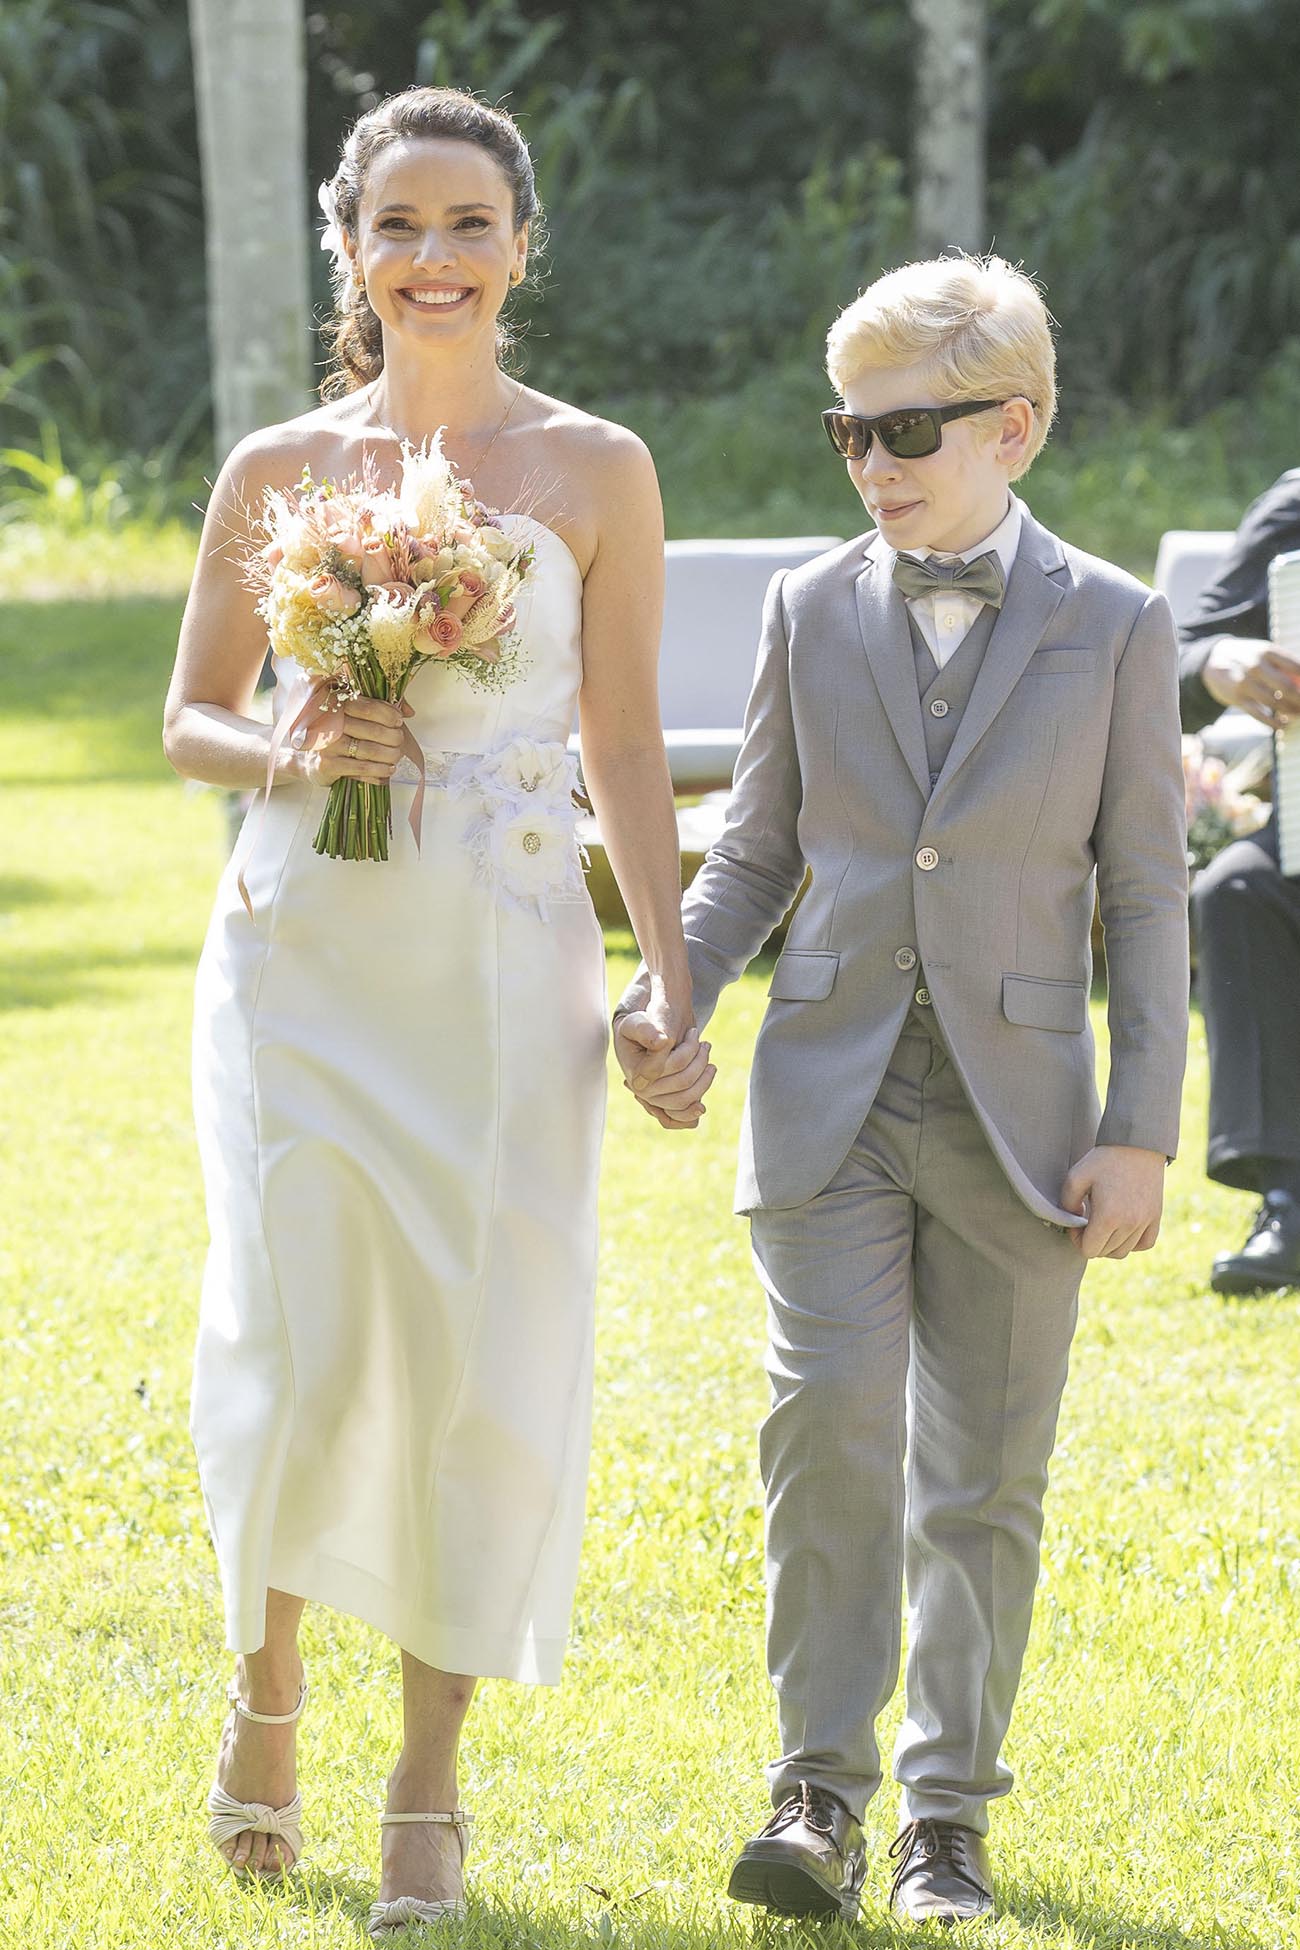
162 427 403 791
574 427 698 1059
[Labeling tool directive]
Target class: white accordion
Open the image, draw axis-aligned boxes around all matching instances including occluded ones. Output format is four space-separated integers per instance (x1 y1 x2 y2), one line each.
1266 548 1300 877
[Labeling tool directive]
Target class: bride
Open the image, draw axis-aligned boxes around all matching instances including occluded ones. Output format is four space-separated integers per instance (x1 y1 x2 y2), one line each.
163 85 713 1932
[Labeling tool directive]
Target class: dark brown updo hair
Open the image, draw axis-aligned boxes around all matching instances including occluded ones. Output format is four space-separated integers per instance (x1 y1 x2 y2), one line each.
319 87 543 399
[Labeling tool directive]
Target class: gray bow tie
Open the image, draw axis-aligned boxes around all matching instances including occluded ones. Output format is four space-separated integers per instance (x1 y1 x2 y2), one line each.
891 549 1006 610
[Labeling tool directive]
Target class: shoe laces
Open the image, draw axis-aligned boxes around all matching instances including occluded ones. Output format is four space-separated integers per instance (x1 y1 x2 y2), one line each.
766 1781 840 1838
889 1819 984 1901
1249 1193 1296 1240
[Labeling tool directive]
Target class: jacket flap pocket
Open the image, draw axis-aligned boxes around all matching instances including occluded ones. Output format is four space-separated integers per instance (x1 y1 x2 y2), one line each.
1027 648 1095 675
768 950 839 1002
1002 973 1087 1032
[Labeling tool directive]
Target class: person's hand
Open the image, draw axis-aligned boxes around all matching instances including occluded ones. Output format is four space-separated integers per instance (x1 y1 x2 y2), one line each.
293 692 412 786
1059 1145 1165 1258
613 1008 715 1130
1202 637 1300 727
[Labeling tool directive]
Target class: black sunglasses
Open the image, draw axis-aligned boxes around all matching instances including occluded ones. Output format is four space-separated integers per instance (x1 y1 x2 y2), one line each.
821 398 1015 461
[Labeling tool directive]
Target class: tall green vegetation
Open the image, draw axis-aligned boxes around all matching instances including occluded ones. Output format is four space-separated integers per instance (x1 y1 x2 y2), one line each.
2 0 1298 514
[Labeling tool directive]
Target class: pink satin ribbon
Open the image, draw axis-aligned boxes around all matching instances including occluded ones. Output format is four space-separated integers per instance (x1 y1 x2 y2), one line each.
235 682 427 921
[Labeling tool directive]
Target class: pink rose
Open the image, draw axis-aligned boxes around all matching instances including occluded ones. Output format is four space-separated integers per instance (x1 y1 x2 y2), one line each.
308 571 363 618
333 529 365 568
360 535 396 585
442 569 489 621
369 579 416 604
472 636 503 664
415 611 463 659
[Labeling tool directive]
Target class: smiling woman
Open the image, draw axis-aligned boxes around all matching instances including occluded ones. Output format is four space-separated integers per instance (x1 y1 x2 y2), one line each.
321 91 543 395
161 82 704 1939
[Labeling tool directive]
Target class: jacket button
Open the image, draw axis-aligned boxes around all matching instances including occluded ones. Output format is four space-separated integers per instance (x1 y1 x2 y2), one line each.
894 947 918 971
929 699 950 717
914 987 933 1007
916 846 939 871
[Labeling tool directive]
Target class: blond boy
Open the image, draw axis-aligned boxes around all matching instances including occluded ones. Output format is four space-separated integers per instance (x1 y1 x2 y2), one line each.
615 256 1188 1923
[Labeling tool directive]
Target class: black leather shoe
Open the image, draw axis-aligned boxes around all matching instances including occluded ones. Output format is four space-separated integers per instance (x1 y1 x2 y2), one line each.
1211 1191 1300 1295
889 1819 994 1925
727 1781 866 1921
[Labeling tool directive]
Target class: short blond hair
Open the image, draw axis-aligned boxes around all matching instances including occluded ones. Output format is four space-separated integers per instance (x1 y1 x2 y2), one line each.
826 254 1056 480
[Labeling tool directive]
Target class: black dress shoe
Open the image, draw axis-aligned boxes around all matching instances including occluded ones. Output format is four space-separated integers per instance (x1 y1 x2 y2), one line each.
1211 1191 1300 1295
889 1819 994 1925
727 1781 866 1921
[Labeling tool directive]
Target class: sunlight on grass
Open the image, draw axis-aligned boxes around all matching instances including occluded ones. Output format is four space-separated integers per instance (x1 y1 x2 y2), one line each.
1 596 1297 1946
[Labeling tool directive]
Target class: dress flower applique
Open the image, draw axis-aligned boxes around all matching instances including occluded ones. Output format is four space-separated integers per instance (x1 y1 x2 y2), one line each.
449 736 587 918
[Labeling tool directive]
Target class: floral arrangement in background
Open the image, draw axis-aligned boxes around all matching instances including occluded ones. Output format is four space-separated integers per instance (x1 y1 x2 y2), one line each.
1183 733 1270 872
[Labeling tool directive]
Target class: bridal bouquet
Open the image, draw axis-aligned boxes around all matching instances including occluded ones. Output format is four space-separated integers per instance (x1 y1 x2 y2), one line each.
243 437 533 866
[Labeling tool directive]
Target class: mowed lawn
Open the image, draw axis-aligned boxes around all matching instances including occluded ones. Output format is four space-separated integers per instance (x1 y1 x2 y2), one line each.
1 597 1297 1949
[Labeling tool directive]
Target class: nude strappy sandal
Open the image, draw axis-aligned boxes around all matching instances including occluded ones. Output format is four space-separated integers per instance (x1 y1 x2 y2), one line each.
367 1809 473 1935
206 1679 308 1875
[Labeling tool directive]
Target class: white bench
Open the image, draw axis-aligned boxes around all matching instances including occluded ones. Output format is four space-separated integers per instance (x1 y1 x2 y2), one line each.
575 535 839 925
1153 529 1267 769
574 535 840 795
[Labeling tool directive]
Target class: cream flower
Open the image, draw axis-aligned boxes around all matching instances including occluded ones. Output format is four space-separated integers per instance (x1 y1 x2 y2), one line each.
399 435 456 537
477 804 583 911
487 736 574 799
366 592 418 681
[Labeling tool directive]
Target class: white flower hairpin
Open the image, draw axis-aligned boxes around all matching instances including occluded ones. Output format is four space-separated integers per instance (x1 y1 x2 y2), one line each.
317 179 346 278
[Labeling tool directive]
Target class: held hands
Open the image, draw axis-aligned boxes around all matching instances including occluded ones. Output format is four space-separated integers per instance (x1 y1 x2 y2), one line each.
1202 636 1300 728
613 990 716 1131
1060 1144 1166 1259
292 692 414 787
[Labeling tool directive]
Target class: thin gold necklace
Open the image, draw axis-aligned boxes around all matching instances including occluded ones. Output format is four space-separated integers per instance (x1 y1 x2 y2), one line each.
369 378 523 482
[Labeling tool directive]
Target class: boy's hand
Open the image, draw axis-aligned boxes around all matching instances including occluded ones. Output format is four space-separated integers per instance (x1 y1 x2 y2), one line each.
613 1014 715 1129
1059 1144 1166 1258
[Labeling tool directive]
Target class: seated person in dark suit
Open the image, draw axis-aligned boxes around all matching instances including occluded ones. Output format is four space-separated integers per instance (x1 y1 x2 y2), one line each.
1180 470 1300 1292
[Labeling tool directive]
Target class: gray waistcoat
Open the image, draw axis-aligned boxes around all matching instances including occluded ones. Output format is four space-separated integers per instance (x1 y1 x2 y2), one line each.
907 605 1001 1003
909 605 1000 793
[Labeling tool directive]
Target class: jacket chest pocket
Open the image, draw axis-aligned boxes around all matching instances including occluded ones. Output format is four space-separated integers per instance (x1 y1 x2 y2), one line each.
1026 648 1099 677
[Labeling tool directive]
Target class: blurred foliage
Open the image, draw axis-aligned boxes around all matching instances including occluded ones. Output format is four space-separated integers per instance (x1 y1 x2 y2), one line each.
1 0 1298 508
0 0 207 461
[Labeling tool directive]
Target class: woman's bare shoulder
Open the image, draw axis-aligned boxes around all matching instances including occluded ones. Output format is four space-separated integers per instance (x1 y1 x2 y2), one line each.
219 400 369 493
522 386 655 477
511 387 659 570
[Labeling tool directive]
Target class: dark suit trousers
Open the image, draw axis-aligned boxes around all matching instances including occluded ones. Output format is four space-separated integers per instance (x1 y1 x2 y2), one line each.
1191 816 1300 1189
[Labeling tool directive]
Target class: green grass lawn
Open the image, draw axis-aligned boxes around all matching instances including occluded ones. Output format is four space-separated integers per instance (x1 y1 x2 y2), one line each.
1 597 1297 1948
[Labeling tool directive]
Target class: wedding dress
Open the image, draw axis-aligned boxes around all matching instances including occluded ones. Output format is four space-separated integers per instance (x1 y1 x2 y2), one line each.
190 515 607 1683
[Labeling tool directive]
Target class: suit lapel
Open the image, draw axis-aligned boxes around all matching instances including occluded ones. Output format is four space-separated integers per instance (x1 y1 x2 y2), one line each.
854 541 931 800
932 512 1069 793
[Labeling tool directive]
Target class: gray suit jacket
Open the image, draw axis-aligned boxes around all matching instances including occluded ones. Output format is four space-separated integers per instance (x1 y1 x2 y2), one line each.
622 507 1190 1222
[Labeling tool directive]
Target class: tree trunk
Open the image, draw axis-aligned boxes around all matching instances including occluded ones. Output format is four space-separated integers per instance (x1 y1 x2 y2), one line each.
188 0 311 464
910 0 988 258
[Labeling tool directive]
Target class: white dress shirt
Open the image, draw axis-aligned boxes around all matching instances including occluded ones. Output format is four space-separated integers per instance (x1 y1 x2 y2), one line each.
897 497 1023 669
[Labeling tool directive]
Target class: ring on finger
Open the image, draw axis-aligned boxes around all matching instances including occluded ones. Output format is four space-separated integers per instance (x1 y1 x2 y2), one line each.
347 735 359 758
1274 689 1286 703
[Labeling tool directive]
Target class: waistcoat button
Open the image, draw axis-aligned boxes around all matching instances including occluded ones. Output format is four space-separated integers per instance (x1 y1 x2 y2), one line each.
929 698 950 717
916 847 939 871
914 987 933 1007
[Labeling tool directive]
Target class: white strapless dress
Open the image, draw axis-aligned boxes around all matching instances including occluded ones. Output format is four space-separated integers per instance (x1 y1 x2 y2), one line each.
190 517 608 1684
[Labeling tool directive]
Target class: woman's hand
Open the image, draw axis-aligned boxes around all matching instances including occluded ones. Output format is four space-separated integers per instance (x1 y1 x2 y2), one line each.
295 694 412 787
613 1007 716 1130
